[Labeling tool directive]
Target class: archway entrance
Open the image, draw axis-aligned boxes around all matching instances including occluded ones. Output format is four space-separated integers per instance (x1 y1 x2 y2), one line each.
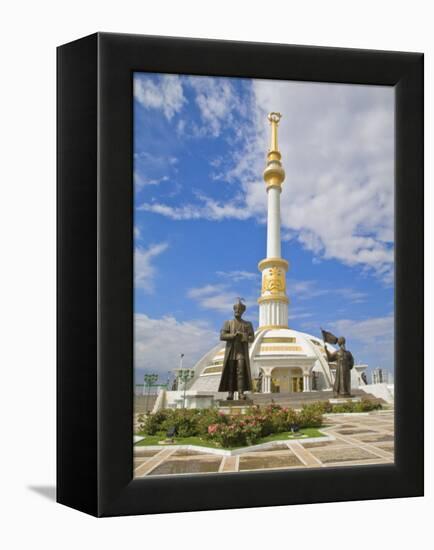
268 367 305 393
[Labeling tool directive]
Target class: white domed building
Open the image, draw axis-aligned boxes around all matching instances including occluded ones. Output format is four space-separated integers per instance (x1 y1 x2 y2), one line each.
190 327 335 394
187 112 367 399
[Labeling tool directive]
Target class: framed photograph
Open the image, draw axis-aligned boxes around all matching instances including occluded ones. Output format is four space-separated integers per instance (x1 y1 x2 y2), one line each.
57 33 423 517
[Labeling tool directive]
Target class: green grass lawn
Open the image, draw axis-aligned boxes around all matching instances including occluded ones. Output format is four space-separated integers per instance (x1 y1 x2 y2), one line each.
134 427 324 450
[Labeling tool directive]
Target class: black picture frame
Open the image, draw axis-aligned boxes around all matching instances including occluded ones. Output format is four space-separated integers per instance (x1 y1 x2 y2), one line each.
57 32 424 517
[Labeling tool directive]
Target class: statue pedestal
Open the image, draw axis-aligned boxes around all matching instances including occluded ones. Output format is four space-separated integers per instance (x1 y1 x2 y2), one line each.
328 397 361 404
218 399 253 415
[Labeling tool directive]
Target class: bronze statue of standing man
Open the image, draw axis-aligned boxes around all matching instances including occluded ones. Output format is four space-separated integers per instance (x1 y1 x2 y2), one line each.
218 299 254 400
321 329 354 397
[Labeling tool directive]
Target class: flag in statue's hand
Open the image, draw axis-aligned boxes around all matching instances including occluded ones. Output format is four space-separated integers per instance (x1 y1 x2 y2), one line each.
321 328 338 345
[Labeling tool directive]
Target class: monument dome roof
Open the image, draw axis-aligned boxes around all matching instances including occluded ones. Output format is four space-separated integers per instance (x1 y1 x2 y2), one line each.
189 326 334 392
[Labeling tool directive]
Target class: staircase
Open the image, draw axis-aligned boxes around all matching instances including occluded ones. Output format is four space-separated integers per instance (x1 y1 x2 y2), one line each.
251 389 385 408
134 395 158 413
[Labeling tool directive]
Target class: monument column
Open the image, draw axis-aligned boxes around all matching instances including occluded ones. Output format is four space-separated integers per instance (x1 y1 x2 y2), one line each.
258 112 289 330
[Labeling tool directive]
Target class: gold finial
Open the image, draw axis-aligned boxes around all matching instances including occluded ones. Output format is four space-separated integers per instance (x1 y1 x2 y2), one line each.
268 112 282 151
263 112 285 190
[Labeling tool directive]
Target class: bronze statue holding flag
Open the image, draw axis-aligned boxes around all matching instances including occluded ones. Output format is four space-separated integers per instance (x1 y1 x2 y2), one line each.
321 328 354 397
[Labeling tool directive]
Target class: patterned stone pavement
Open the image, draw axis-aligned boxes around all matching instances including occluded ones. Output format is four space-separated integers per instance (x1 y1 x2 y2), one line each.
133 410 394 477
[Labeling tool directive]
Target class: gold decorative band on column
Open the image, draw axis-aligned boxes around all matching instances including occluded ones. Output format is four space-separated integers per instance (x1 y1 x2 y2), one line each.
258 257 289 271
258 295 289 304
257 324 289 331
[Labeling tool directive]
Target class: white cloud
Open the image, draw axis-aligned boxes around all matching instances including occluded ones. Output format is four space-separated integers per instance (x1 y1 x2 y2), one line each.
330 315 393 344
187 284 256 313
176 119 186 135
134 313 217 373
216 270 258 282
288 279 367 303
187 77 240 137
187 284 226 299
134 74 186 120
298 313 394 369
134 152 179 196
329 315 394 367
134 242 168 293
138 194 251 221
288 306 314 321
134 172 169 189
134 151 178 165
335 288 367 303
187 284 235 312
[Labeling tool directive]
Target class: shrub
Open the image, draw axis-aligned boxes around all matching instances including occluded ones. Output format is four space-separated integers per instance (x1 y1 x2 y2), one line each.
136 413 146 433
297 404 324 427
160 409 201 438
238 404 324 436
143 409 170 435
268 406 288 432
329 399 382 414
359 398 382 412
196 409 229 434
331 403 348 413
207 417 262 447
142 408 231 438
316 401 333 414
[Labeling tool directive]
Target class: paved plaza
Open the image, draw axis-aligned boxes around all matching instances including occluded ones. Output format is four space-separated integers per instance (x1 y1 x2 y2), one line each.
134 410 394 477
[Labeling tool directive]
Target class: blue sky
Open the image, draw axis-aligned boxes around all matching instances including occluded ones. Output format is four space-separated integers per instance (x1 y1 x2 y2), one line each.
133 73 395 384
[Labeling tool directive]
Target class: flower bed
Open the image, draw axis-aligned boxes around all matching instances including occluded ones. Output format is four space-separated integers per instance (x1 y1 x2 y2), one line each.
138 403 327 448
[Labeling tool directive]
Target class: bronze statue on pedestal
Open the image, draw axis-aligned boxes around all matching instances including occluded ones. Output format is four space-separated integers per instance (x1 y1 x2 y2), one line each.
218 299 254 400
321 329 354 397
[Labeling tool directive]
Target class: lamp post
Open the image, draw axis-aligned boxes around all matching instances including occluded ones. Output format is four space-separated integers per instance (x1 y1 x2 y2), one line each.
177 352 184 393
143 373 158 413
177 362 194 408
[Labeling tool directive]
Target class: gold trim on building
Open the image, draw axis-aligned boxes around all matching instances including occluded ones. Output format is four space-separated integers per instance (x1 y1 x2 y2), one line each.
262 337 296 343
258 257 289 271
257 295 289 304
259 345 303 352
257 324 289 331
202 365 223 375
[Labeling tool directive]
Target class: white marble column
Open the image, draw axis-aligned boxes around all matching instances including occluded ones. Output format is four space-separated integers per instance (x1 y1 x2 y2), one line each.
267 186 281 258
263 374 272 393
303 374 311 392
